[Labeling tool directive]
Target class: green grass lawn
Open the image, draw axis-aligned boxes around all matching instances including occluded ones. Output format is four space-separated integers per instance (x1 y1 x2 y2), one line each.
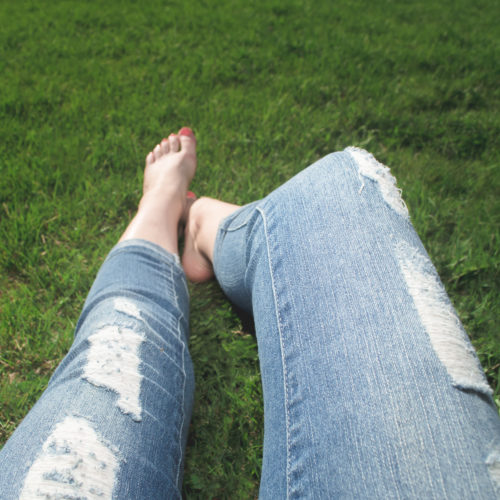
1 0 499 497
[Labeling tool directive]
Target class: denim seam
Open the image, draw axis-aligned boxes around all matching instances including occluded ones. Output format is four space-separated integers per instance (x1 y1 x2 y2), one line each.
177 313 187 491
217 200 263 233
109 239 183 271
166 256 186 491
257 206 291 499
218 221 250 233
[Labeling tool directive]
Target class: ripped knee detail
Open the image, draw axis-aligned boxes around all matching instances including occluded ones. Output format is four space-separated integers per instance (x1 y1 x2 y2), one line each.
20 416 119 499
83 298 145 422
395 241 492 396
346 146 409 219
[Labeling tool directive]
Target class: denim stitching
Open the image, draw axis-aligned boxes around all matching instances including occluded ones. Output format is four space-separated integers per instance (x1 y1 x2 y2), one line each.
177 313 187 491
110 239 182 269
218 200 262 233
257 206 291 499
166 258 186 491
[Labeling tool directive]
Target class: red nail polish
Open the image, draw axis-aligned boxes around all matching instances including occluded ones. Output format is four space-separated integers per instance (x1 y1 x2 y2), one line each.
179 127 194 138
187 191 196 199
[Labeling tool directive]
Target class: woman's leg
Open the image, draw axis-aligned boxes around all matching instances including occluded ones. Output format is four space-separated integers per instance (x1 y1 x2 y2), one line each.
185 148 500 498
0 128 197 499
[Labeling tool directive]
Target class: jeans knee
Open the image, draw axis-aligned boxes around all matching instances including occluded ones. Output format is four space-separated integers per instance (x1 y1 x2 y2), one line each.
279 148 408 221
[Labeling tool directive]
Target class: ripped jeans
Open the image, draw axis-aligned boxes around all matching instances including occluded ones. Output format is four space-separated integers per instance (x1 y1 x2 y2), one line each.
1 149 499 499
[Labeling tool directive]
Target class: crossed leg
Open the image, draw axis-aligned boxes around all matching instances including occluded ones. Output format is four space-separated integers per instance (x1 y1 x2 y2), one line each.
182 149 500 498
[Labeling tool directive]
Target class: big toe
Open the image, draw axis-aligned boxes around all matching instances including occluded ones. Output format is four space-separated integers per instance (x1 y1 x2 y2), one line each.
179 127 196 157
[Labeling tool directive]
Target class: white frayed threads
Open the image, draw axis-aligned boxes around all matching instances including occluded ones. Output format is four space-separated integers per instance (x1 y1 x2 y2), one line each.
114 298 142 320
83 325 144 421
396 242 492 395
20 416 118 499
346 146 409 218
486 451 500 492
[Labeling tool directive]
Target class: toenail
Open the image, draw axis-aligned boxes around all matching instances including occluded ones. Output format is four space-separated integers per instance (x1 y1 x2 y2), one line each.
179 127 194 138
187 191 196 199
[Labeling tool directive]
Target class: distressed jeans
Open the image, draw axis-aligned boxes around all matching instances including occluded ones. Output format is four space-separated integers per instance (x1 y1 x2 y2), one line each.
1 148 499 499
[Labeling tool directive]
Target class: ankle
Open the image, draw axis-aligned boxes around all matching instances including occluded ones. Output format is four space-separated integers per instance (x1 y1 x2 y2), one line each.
186 197 209 252
139 188 183 215
187 197 240 263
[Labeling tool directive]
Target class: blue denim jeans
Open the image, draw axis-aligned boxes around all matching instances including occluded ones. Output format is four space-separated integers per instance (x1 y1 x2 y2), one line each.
1 149 499 499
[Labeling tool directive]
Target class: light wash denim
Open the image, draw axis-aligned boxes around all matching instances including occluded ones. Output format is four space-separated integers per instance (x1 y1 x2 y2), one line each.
1 149 499 499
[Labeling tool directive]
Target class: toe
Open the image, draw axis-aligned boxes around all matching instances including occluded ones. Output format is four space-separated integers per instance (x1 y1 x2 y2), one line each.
146 151 155 166
153 144 162 159
179 127 196 157
160 138 170 155
169 133 180 153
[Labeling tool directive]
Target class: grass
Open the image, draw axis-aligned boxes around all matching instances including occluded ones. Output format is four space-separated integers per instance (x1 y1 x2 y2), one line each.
0 0 498 496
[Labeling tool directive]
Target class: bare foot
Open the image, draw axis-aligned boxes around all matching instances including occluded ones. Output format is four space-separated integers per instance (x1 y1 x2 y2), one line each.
119 127 196 255
182 197 240 282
